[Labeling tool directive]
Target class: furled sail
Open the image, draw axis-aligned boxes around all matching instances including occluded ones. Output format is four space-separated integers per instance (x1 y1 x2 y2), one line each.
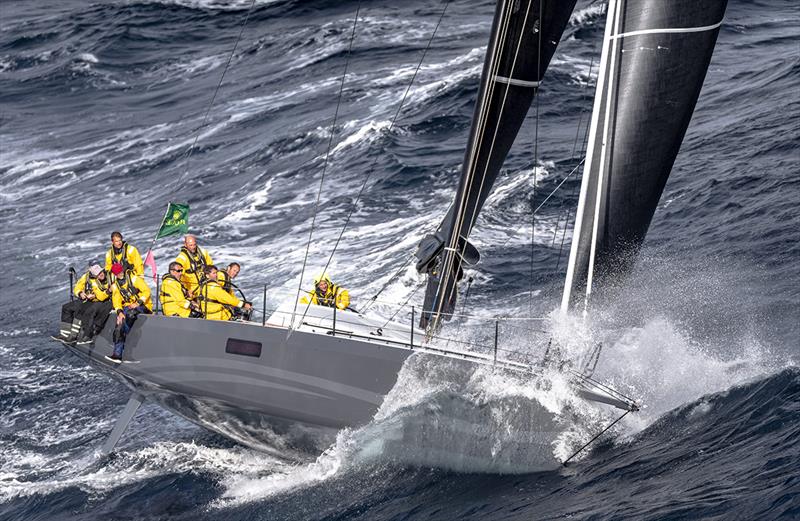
415 0 578 330
561 0 728 312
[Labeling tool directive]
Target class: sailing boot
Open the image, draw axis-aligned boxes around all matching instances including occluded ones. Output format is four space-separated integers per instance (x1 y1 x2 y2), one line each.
56 321 74 341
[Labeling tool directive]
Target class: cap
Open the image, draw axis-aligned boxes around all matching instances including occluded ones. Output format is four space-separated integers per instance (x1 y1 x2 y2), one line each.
111 263 124 276
89 264 102 277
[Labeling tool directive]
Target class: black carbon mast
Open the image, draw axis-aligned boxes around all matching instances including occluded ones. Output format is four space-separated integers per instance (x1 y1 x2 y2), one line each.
415 0 578 331
561 0 728 312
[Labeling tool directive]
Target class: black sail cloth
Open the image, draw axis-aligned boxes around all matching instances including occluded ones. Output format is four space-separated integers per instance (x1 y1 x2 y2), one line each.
562 0 728 310
416 0 578 330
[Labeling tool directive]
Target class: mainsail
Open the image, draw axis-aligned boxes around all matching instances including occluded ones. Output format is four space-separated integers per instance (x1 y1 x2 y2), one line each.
415 0 578 330
561 0 728 312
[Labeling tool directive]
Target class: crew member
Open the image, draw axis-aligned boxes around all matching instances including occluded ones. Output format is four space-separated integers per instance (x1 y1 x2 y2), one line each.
300 272 350 311
174 234 213 297
104 231 144 276
58 264 113 343
198 265 251 321
107 263 152 363
160 262 201 318
216 262 241 298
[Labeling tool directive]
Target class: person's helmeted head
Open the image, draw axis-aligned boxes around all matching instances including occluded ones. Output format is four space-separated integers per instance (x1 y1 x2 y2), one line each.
89 264 102 278
203 265 218 281
110 262 124 279
314 272 331 294
111 231 123 250
184 235 197 253
227 262 240 279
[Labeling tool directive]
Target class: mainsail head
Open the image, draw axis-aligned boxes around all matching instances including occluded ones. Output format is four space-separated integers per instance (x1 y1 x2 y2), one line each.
415 0 578 331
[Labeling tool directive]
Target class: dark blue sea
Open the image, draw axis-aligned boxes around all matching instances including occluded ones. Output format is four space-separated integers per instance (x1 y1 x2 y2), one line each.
1 0 798 519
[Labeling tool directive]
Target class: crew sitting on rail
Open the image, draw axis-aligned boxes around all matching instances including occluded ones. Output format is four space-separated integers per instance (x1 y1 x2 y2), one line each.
107 263 152 363
105 231 144 276
58 264 113 344
198 265 251 321
175 234 213 298
160 262 202 318
301 272 350 311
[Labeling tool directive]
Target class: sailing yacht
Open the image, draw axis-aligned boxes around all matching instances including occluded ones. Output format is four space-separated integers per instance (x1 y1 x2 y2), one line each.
57 0 727 466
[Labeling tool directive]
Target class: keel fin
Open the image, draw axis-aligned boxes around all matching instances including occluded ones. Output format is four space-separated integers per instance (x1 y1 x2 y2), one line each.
100 392 144 457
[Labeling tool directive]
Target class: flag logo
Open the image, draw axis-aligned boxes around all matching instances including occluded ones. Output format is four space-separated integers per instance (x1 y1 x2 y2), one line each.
156 203 190 239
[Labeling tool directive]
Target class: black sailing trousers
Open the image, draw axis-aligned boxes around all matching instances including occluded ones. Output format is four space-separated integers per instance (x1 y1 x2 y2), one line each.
61 299 113 338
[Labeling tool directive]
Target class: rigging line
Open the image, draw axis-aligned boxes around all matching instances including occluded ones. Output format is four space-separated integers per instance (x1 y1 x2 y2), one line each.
562 409 631 466
380 278 426 330
171 0 257 195
360 253 416 313
429 0 513 331
553 55 595 249
529 0 544 316
298 0 452 327
433 2 514 325
555 58 595 270
291 2 362 328
433 0 527 330
495 157 585 251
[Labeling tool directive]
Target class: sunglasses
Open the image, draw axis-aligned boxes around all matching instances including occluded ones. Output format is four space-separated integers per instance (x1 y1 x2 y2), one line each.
172 268 184 273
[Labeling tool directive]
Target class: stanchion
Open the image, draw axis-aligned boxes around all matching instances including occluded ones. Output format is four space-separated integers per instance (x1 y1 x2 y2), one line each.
410 306 415 349
69 268 75 302
332 306 336 336
262 284 267 326
494 320 498 365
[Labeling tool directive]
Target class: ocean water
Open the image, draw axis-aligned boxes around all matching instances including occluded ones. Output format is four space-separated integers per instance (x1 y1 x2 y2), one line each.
1 0 798 519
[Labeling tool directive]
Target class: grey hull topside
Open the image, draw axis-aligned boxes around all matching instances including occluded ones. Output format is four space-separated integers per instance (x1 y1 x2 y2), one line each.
74 308 415 432
60 304 634 461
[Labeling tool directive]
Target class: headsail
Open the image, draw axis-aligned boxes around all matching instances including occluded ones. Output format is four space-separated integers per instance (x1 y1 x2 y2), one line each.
415 0 578 331
561 0 728 312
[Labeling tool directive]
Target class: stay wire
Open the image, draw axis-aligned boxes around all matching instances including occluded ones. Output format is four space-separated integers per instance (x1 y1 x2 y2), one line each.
562 409 631 466
298 0 451 326
291 2 362 326
172 0 258 195
529 0 545 316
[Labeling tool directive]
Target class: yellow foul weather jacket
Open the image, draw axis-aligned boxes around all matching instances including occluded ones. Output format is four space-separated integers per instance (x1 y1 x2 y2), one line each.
216 271 237 299
175 246 213 296
74 272 112 302
112 272 153 313
199 280 243 321
105 242 144 276
160 274 194 318
300 284 350 311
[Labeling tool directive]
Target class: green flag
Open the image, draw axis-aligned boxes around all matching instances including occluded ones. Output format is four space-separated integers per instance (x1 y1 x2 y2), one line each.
156 203 190 239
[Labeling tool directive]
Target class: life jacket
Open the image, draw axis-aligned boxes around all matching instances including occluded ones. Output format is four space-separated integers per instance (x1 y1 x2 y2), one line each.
84 270 111 297
315 284 341 308
160 273 189 302
220 271 233 294
111 242 135 272
116 271 140 303
180 246 208 285
198 280 244 321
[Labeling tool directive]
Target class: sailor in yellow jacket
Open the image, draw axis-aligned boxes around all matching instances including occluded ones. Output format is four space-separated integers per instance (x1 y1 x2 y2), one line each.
58 264 113 343
174 234 213 297
107 263 152 362
160 262 200 318
300 272 350 311
198 265 251 321
104 231 144 276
